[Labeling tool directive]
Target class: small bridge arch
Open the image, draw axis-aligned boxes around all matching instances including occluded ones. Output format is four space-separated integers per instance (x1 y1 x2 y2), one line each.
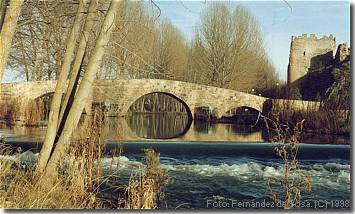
30 86 56 101
223 105 263 125
0 79 321 123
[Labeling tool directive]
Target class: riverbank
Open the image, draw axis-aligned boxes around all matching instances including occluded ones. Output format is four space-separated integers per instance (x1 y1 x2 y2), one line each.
0 104 351 145
0 144 170 209
1 103 351 140
203 114 350 138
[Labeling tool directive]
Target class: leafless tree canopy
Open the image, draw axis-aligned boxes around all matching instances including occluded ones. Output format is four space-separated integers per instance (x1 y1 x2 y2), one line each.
189 4 277 91
7 1 278 91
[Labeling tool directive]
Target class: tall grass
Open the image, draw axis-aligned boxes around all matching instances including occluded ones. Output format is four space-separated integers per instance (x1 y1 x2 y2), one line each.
263 115 312 209
0 160 101 209
124 149 170 209
0 109 170 209
0 110 106 209
0 99 20 125
0 99 44 126
66 109 106 194
23 100 44 126
268 100 350 135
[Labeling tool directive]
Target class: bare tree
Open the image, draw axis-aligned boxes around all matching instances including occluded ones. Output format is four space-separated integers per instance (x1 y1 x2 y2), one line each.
98 1 189 81
38 0 121 181
152 21 188 80
189 4 277 92
0 0 24 82
58 0 99 128
8 1 79 81
0 0 7 30
103 1 160 79
35 0 89 174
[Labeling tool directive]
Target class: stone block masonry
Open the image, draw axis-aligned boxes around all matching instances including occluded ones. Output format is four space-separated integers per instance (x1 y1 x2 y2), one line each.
0 79 320 122
287 34 336 84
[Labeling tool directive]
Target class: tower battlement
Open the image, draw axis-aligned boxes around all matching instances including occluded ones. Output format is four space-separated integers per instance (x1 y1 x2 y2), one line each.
291 33 335 42
287 34 336 84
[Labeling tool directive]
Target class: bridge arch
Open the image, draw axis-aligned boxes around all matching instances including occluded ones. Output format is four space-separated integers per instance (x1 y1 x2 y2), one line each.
32 92 55 121
126 91 193 139
225 105 262 116
223 105 263 125
31 89 56 101
218 100 264 119
120 85 194 113
15 80 58 101
1 79 321 125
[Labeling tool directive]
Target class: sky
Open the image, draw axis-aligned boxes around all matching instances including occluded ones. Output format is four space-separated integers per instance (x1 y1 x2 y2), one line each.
2 0 350 83
153 0 350 81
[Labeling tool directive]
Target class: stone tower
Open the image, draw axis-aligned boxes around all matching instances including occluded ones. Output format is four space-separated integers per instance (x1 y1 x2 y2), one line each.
287 34 336 84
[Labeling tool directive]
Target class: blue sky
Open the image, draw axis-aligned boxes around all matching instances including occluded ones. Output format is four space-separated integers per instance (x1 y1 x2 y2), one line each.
3 0 350 83
153 0 350 81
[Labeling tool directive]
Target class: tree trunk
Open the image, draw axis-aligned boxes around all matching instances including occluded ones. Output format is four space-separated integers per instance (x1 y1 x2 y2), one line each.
0 0 6 30
58 0 99 129
32 41 44 80
35 0 89 174
41 0 121 181
0 0 24 82
19 38 30 81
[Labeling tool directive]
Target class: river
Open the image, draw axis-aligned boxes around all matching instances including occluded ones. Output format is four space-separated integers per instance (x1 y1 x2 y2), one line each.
0 113 351 210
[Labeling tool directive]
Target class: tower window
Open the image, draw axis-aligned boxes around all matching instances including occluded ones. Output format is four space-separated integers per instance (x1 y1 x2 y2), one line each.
303 51 306 56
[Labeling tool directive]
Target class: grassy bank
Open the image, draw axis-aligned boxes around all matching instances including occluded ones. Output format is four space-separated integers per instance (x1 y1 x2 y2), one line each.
0 99 44 126
0 110 170 209
0 145 170 209
266 101 350 136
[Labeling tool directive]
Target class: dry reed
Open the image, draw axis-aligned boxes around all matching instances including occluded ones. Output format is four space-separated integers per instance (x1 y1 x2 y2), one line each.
0 109 170 209
268 100 350 135
124 149 170 209
263 115 312 209
0 99 20 125
23 100 44 126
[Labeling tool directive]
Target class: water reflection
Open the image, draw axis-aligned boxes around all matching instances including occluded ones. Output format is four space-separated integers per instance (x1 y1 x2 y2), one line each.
0 123 46 142
0 114 350 144
123 113 264 142
126 113 190 139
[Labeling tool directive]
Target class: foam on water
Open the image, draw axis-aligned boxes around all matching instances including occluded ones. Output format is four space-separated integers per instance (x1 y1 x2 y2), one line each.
1 152 350 195
97 155 350 192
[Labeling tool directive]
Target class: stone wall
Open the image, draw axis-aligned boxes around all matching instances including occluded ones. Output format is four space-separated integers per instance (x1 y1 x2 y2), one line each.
287 34 336 84
0 79 267 119
0 79 320 122
287 38 350 101
91 79 267 118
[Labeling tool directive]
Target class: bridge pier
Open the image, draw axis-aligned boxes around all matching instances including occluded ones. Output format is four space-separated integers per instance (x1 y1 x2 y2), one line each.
0 79 321 125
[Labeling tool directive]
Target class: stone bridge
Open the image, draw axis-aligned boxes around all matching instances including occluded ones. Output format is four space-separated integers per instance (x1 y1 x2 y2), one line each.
0 79 320 121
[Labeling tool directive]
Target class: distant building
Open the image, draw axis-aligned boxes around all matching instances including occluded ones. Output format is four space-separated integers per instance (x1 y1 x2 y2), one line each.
287 34 336 84
286 34 350 101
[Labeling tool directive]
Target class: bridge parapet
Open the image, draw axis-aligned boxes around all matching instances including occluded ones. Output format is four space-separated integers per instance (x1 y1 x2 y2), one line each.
0 79 321 122
0 80 57 102
91 79 267 118
269 99 321 113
